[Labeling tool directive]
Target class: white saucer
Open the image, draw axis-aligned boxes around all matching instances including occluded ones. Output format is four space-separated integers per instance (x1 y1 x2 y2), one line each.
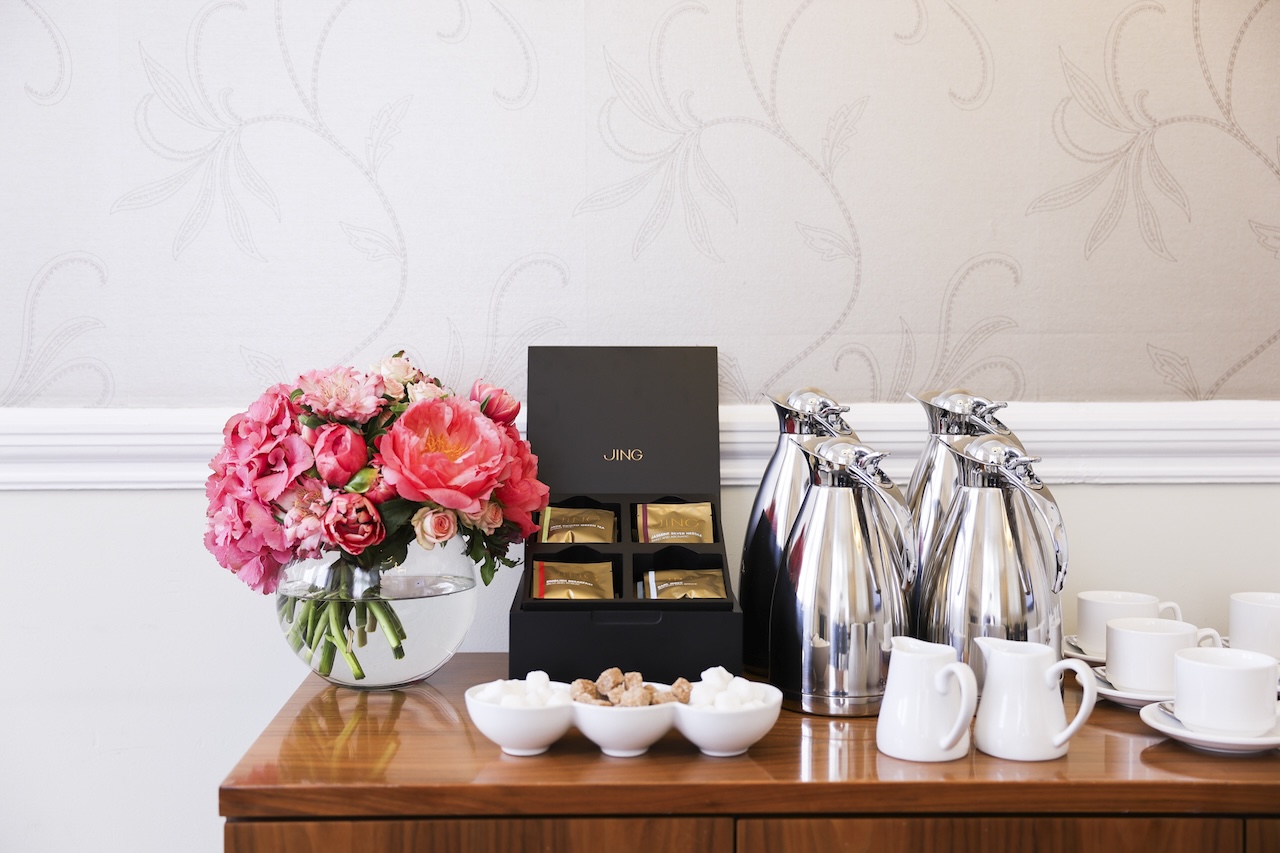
1139 701 1280 755
1063 635 1104 664
1091 666 1171 710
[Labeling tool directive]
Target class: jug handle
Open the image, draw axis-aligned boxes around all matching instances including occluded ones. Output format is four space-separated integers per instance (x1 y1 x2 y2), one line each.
935 661 978 752
1047 658 1097 748
999 470 1069 594
848 465 919 587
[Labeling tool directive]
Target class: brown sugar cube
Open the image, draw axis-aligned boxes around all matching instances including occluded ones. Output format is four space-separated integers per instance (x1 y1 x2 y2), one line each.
607 684 626 705
573 692 599 705
617 686 651 707
596 667 624 694
623 671 644 691
650 690 679 704
570 678 600 702
670 677 692 704
641 684 656 699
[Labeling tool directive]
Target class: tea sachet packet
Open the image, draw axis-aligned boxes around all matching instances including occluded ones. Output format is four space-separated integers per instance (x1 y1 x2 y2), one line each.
635 501 714 543
531 561 615 600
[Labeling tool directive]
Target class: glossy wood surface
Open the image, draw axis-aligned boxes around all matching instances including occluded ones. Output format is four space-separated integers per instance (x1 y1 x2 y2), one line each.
221 653 1280 820
738 818 1244 853
225 818 734 853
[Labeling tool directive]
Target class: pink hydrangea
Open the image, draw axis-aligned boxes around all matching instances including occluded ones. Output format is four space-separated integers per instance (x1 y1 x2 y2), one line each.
297 366 386 423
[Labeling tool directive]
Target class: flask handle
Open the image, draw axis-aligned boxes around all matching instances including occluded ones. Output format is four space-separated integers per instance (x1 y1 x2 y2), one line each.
848 460 919 587
998 459 1069 594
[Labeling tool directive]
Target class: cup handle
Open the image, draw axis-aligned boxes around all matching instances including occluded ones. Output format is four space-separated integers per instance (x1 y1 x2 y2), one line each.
934 661 978 751
1196 627 1223 647
1047 659 1097 749
1158 601 1182 621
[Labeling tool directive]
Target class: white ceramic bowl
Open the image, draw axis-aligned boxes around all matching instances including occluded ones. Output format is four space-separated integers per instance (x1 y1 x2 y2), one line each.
673 683 783 757
571 685 677 757
464 682 574 756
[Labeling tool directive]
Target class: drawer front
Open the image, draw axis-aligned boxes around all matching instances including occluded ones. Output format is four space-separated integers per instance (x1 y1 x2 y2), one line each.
738 817 1243 853
1247 819 1280 853
226 817 733 853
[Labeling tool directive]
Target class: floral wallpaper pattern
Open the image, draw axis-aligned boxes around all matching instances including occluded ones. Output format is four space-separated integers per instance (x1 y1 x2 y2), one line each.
2 0 1276 406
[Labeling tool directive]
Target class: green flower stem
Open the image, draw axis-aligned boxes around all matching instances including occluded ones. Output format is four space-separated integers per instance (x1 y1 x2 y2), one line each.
366 600 406 660
327 600 366 680
354 602 368 648
318 632 337 676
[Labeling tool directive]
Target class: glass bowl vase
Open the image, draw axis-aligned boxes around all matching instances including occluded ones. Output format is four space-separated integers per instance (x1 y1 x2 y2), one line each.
275 538 478 689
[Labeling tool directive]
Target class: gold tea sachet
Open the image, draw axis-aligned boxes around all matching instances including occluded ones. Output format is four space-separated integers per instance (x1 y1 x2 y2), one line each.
532 561 615 600
636 501 714 543
640 569 727 600
539 506 616 543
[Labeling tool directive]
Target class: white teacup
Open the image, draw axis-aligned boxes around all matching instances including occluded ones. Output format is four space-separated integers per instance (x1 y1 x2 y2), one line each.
876 637 978 763
1174 647 1279 738
1105 617 1221 695
1229 592 1280 659
1075 590 1181 657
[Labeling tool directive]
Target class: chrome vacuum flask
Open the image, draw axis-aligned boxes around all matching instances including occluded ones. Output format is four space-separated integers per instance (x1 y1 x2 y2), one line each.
905 389 1016 624
739 389 854 678
769 436 916 716
915 434 1068 680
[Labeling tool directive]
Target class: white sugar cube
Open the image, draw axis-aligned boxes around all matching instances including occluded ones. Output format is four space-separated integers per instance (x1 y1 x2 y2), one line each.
713 691 743 711
477 681 504 703
524 670 551 691
499 693 527 708
728 676 755 698
700 666 733 687
689 682 719 707
546 691 571 706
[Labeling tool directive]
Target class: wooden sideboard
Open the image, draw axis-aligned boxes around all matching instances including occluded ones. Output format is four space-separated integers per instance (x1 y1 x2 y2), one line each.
220 653 1280 853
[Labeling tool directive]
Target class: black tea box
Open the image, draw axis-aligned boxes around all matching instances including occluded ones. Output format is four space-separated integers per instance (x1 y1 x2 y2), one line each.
508 346 742 684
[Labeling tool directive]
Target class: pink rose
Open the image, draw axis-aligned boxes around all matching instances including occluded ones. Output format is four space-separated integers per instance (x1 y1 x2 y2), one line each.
297 366 386 423
377 397 510 514
462 500 505 536
494 425 549 538
469 380 521 425
407 380 451 403
411 507 458 549
376 355 423 399
313 424 368 487
322 493 385 556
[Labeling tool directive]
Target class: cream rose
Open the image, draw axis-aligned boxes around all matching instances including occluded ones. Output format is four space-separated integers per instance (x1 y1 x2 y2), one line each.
411 506 458 549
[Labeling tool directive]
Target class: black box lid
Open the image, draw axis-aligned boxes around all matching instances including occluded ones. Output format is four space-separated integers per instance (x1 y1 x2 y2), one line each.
527 346 720 495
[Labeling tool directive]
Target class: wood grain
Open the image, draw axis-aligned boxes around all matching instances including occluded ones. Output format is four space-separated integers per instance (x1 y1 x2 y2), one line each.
738 818 1243 853
225 818 734 853
1248 819 1280 853
220 653 1280 820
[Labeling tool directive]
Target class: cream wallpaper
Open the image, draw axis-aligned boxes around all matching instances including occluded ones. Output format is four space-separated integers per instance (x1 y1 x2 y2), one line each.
3 0 1279 407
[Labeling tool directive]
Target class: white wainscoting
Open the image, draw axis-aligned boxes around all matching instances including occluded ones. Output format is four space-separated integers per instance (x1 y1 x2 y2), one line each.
3 401 1280 490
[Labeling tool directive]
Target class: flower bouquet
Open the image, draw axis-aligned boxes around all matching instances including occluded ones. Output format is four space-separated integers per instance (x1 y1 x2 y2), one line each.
204 352 549 683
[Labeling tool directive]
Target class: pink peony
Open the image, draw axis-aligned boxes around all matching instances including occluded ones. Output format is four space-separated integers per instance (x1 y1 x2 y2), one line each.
362 455 398 504
297 366 386 423
469 380 520 425
411 506 458 549
322 493 385 556
313 424 368 488
493 424 549 538
377 397 510 514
